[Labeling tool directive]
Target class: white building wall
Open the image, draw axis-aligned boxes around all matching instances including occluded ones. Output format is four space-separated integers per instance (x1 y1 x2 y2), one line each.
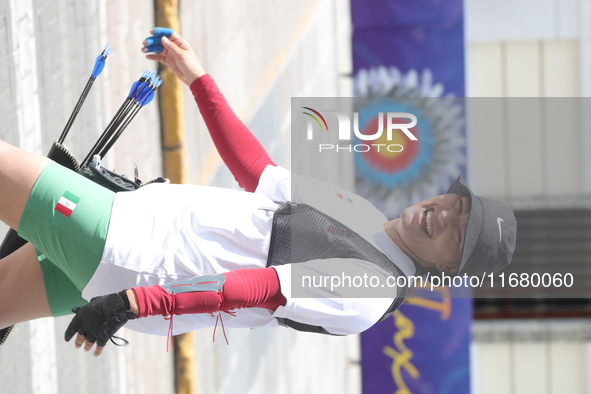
466 38 582 204
466 0 586 205
0 1 173 393
466 0 591 393
471 320 589 394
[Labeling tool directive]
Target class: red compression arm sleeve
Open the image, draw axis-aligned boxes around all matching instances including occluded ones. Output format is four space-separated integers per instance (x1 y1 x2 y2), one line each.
190 75 276 192
132 268 286 319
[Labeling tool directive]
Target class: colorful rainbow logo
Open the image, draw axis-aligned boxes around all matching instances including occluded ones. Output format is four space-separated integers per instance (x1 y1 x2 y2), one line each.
302 107 329 131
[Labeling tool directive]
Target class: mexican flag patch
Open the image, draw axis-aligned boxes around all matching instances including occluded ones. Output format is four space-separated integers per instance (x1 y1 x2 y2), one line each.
55 191 80 218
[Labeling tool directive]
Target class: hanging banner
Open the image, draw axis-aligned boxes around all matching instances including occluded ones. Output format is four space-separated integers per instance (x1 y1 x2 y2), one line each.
352 1 471 393
361 286 472 394
352 0 466 218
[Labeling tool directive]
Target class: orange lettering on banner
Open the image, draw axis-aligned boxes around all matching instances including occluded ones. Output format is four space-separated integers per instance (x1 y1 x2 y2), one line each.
406 283 452 321
383 286 454 392
383 310 419 394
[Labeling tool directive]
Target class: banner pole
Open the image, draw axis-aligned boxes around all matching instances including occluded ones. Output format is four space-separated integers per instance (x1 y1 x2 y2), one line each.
154 1 195 394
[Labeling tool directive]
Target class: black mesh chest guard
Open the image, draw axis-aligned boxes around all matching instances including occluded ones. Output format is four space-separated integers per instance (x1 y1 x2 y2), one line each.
266 202 408 335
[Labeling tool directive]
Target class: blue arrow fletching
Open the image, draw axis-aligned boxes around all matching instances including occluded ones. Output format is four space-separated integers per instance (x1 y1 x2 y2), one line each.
134 81 151 101
153 27 174 37
149 73 161 87
128 71 152 98
137 89 155 107
128 81 140 98
102 43 111 57
143 90 156 106
91 43 110 79
136 80 153 100
91 61 105 79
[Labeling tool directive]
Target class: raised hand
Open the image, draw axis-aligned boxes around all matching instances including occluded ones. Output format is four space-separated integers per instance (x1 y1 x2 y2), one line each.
142 28 206 86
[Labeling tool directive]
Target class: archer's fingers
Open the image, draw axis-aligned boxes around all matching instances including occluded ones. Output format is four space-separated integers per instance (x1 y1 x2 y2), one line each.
145 53 167 64
94 345 105 357
148 28 187 47
149 28 186 47
64 313 80 342
83 339 95 352
160 36 183 55
153 27 173 37
75 333 86 349
167 31 191 50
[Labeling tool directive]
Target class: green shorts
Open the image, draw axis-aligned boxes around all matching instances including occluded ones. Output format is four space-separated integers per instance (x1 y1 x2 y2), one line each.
17 161 115 316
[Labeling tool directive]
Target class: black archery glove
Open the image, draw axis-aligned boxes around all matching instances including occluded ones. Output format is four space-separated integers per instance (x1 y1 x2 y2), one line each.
64 290 137 347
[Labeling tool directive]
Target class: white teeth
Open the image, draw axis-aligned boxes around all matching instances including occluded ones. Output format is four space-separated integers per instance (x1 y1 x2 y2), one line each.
426 211 433 237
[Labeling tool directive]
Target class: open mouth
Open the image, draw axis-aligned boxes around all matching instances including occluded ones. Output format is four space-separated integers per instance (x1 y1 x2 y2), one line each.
420 208 434 237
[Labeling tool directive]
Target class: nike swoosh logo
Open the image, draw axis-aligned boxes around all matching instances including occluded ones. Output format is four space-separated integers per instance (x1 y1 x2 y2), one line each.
497 217 504 242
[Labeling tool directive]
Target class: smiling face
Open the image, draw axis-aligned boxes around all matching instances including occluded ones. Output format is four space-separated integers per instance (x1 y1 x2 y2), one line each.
385 193 471 273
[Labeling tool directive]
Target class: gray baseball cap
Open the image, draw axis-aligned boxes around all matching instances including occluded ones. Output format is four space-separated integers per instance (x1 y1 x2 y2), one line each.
447 175 517 276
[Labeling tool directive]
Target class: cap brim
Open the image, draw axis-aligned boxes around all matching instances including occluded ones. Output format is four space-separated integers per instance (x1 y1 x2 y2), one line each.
446 175 483 274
